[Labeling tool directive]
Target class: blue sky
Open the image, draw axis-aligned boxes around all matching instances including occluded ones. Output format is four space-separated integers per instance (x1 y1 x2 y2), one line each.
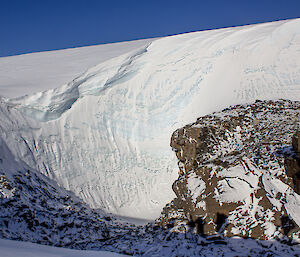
1 0 299 57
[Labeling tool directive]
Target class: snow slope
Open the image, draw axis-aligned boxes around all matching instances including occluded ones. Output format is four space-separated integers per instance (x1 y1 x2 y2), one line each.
0 38 154 98
1 18 300 219
0 239 125 257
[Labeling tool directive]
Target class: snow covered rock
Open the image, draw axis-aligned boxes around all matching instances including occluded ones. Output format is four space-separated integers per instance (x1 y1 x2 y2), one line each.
159 100 300 241
0 137 124 247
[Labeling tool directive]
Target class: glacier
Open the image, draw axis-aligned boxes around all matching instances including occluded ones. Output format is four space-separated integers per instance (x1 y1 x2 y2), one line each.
0 38 154 98
0 18 300 219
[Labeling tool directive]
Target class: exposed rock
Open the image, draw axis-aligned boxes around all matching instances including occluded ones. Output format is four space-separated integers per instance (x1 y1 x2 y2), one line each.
158 100 300 242
285 131 300 194
292 131 300 155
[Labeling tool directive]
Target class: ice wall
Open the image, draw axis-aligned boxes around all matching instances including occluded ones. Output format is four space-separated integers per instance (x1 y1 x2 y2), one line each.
1 19 300 219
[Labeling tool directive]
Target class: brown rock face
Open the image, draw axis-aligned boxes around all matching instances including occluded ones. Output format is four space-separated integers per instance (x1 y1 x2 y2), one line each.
292 131 300 154
285 131 300 194
158 100 300 241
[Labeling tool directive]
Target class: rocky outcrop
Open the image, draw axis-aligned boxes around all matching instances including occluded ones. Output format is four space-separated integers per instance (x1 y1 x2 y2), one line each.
285 131 300 194
158 100 300 241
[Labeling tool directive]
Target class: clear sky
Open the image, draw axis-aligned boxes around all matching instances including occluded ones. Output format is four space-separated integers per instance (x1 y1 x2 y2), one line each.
1 0 299 57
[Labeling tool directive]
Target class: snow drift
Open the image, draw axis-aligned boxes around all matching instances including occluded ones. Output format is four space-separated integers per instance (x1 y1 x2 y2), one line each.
0 38 154 98
0 18 300 219
0 239 125 257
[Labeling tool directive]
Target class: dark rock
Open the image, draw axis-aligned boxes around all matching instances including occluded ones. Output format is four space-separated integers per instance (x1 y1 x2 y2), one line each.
292 131 300 155
285 131 300 194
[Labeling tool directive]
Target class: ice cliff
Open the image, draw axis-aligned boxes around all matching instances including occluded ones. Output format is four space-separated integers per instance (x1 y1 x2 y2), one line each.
0 18 300 219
